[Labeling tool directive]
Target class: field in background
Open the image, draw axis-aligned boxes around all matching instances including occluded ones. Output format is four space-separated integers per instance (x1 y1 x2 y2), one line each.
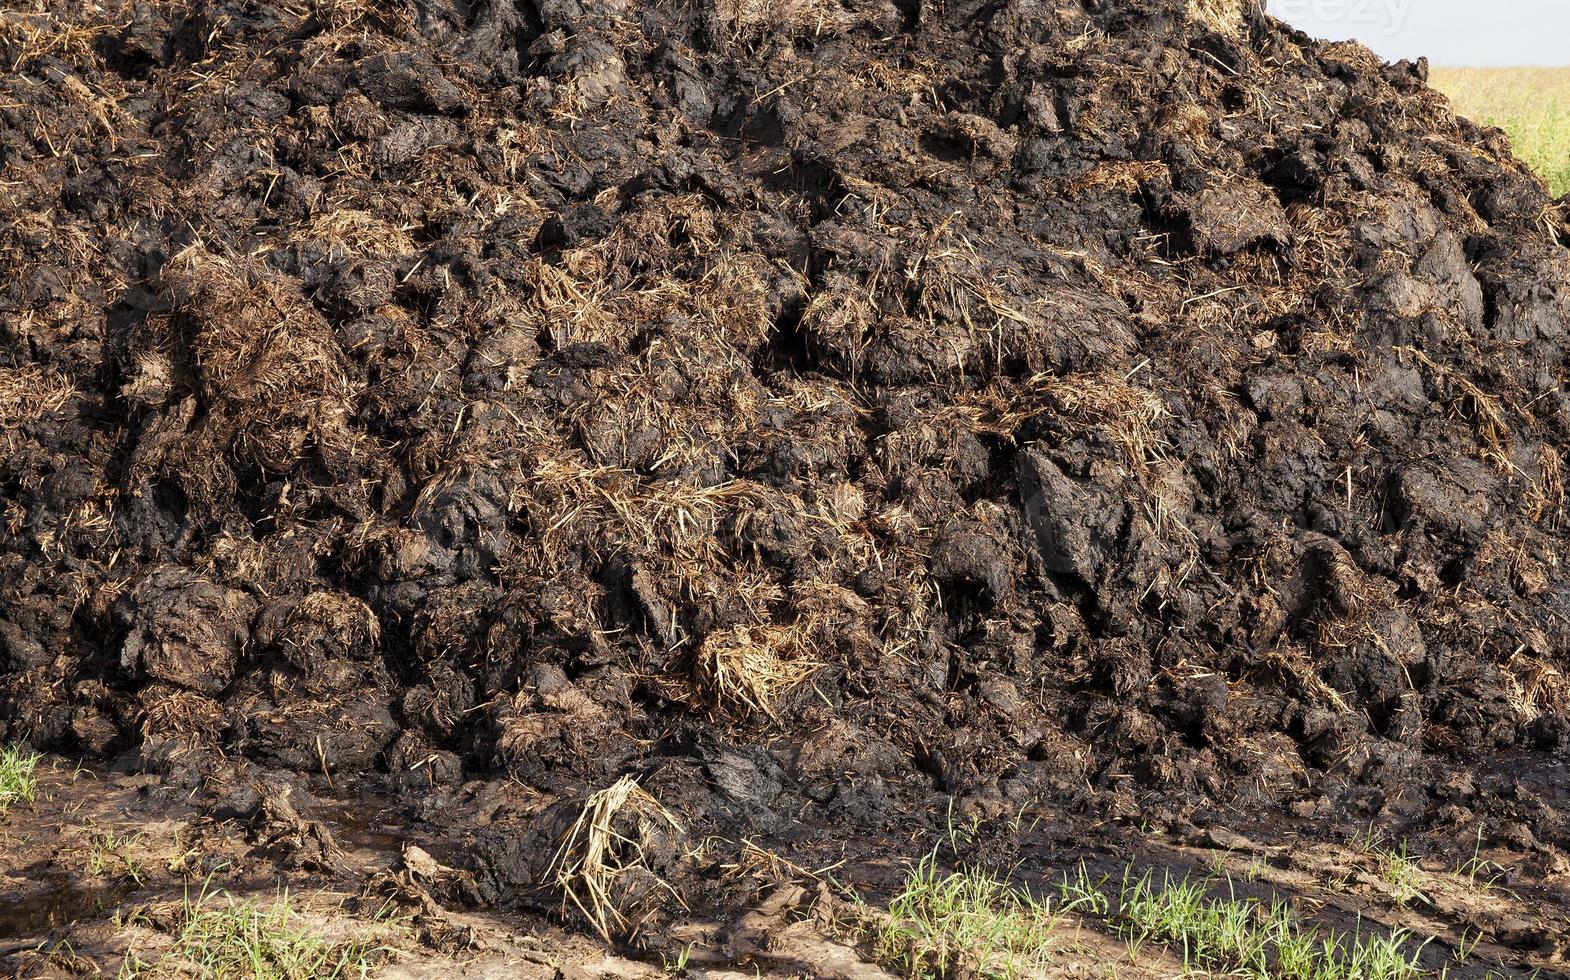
1432 67 1570 197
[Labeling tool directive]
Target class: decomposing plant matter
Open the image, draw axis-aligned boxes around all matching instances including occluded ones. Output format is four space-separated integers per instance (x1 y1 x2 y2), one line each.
2 0 1570 941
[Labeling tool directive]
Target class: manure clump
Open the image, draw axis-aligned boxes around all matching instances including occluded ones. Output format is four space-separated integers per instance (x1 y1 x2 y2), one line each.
3 0 1570 939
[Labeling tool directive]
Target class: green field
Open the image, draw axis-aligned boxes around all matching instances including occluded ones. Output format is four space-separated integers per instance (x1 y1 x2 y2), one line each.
1432 67 1570 197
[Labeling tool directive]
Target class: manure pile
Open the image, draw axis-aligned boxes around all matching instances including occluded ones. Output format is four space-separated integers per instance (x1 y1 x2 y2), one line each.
4 0 1570 918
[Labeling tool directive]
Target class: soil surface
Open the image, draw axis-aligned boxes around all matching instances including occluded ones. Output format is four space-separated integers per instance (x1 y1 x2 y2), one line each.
3 759 1569 976
3 0 1570 973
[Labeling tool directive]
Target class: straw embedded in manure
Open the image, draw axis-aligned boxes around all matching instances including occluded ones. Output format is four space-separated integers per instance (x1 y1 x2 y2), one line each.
548 776 685 942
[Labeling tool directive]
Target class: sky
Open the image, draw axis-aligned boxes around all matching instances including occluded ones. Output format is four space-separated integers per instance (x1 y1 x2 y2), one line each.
1268 0 1570 66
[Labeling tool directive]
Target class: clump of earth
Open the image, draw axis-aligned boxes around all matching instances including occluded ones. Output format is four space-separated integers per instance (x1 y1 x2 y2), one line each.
3 0 1570 959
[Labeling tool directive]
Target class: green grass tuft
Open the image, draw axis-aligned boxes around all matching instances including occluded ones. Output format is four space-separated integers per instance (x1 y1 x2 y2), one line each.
0 743 42 814
119 886 389 980
873 855 1434 980
84 828 148 885
874 853 1075 979
1373 841 1430 907
1076 865 1431 980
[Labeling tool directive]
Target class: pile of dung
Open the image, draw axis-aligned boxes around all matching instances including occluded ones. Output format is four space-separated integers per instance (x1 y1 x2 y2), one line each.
4 0 1570 856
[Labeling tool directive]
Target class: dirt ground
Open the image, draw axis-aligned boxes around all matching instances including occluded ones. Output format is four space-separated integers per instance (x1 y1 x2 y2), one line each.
3 0 1570 974
3 756 1568 977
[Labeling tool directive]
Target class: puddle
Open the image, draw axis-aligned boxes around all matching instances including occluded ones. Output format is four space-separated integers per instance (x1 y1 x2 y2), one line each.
314 801 409 852
0 877 130 939
310 798 468 870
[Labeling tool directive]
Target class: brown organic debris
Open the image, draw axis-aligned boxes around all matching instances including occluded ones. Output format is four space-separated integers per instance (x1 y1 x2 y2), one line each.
1 0 1569 955
549 777 686 943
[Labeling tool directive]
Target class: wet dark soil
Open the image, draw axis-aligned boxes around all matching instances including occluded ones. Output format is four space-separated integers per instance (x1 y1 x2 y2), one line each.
0 877 128 942
3 0 1570 966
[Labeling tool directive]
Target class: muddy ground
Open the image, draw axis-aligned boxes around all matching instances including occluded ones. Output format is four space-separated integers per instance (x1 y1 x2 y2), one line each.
4 757 1570 977
3 0 1570 973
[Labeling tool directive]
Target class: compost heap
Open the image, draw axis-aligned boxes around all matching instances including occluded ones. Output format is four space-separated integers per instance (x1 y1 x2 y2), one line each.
5 0 1570 880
